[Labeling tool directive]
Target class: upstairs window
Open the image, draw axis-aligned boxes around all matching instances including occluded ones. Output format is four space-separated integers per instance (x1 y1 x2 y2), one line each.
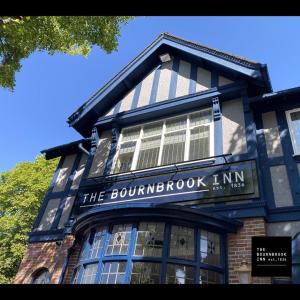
112 108 213 174
286 108 300 155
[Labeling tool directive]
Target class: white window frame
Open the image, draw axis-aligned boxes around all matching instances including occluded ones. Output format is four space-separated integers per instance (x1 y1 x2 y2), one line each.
111 108 214 174
285 108 300 155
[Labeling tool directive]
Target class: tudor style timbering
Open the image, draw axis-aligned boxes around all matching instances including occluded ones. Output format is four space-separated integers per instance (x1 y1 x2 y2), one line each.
16 33 300 285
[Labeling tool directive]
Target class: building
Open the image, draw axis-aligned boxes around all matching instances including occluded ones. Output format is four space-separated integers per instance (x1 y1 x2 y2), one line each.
14 33 300 284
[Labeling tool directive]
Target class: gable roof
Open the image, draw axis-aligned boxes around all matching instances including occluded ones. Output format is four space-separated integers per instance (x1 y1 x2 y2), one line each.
68 32 272 137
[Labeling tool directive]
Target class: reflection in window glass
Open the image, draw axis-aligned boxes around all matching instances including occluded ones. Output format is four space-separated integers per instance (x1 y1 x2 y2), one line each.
87 227 107 259
81 264 98 284
106 224 132 255
199 269 222 284
290 111 300 153
189 110 212 127
100 262 126 284
72 268 80 284
161 130 186 165
165 116 187 132
166 264 194 284
170 226 194 260
189 126 210 161
114 142 136 173
200 230 221 266
130 262 160 284
134 222 164 257
136 136 161 170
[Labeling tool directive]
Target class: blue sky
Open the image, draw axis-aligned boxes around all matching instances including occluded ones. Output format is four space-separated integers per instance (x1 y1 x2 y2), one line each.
1 16 300 172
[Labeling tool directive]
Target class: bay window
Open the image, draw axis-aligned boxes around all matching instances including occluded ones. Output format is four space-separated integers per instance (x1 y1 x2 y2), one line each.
112 108 213 174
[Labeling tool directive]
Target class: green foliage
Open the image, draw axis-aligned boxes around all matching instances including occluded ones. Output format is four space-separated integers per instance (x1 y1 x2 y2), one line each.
0 16 134 90
0 155 59 283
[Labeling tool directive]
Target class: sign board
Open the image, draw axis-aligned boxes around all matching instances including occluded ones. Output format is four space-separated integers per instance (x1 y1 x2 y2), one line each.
76 160 258 210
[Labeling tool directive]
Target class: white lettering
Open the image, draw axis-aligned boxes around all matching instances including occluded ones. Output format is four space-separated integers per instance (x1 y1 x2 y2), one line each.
197 176 206 187
111 189 118 199
166 181 174 191
83 193 90 203
223 173 232 184
129 186 136 197
98 191 105 202
213 174 219 186
90 192 97 202
147 184 155 194
235 171 244 182
138 185 145 195
156 182 164 193
187 177 195 188
176 179 184 190
120 188 127 198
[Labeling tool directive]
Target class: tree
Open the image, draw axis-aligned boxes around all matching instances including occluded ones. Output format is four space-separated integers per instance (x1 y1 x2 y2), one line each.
0 155 59 283
0 16 134 90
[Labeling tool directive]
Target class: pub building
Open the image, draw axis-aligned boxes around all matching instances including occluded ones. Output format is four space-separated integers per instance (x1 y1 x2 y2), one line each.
14 33 300 284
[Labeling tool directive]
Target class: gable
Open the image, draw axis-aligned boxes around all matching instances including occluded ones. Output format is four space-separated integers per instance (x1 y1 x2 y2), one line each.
104 57 234 117
68 33 271 137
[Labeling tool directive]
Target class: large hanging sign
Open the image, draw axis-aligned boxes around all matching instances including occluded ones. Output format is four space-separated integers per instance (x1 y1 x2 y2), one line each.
76 160 259 210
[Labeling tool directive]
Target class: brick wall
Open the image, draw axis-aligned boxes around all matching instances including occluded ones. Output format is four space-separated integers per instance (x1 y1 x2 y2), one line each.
63 242 81 284
14 235 74 284
228 217 271 284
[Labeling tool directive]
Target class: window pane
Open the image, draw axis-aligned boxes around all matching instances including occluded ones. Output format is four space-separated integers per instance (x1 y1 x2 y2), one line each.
114 141 136 173
190 110 212 127
32 269 50 284
169 226 195 260
136 136 161 169
165 116 187 132
143 122 163 137
200 230 221 266
100 262 126 284
81 264 98 284
72 268 80 284
106 224 132 256
87 226 107 259
199 269 223 284
290 111 300 153
189 125 210 160
166 264 194 284
122 127 140 142
161 130 186 165
134 222 164 257
130 262 160 284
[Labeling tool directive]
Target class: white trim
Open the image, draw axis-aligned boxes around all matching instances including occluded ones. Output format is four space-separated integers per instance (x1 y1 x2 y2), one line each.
111 107 214 174
285 107 300 155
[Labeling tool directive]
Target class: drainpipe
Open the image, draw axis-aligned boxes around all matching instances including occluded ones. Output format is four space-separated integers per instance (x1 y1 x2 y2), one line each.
78 142 90 155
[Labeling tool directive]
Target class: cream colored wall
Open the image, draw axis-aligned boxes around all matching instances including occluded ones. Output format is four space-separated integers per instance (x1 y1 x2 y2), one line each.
222 98 247 155
196 67 211 92
37 198 61 231
70 153 88 190
52 154 76 193
88 130 112 177
58 196 75 229
119 88 135 113
262 111 283 158
175 60 191 98
137 68 156 108
156 60 173 102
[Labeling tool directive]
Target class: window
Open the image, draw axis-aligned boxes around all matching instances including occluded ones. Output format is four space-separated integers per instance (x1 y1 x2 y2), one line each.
130 262 160 284
166 264 194 284
32 268 51 284
72 222 224 284
112 109 213 174
286 108 300 154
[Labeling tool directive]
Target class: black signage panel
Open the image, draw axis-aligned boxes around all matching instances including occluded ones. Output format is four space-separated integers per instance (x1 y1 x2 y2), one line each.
76 160 259 211
252 237 292 277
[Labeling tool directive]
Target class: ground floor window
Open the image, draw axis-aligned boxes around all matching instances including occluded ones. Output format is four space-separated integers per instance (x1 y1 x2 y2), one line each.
71 221 225 284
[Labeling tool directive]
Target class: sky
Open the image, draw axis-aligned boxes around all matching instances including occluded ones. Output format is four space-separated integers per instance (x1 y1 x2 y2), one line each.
1 16 300 172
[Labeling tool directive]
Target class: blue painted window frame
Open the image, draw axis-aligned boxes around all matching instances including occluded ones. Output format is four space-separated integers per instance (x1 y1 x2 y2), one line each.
71 219 227 284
